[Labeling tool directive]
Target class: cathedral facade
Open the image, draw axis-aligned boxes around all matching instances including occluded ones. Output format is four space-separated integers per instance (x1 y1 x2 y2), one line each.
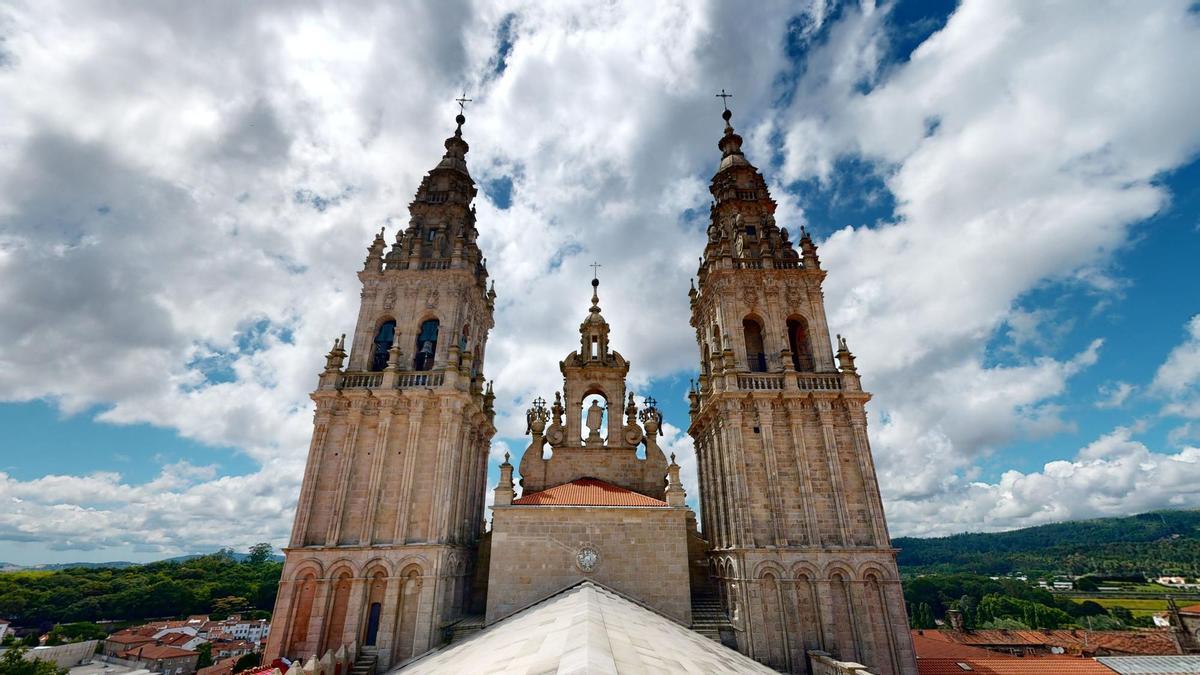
265 104 916 675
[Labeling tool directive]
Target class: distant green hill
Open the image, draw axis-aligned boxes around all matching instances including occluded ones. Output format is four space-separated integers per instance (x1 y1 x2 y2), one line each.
895 509 1200 576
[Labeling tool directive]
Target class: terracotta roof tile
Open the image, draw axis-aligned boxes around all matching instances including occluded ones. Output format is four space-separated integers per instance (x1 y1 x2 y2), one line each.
912 631 1016 660
107 634 156 645
929 628 1176 657
512 478 667 507
1178 603 1200 614
120 644 198 660
970 657 1116 674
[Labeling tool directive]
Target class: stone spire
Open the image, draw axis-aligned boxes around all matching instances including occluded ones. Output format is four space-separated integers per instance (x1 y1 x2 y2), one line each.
579 271 611 361
381 106 489 289
697 98 801 275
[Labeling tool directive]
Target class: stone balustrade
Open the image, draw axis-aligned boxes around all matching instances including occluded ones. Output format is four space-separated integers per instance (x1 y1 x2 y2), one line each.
808 650 876 675
727 373 843 392
337 371 446 390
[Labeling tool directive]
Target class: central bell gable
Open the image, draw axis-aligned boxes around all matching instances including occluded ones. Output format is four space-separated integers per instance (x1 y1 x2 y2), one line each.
517 276 669 499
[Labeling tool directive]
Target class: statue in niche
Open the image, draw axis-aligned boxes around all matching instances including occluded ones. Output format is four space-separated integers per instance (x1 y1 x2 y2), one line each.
585 399 605 444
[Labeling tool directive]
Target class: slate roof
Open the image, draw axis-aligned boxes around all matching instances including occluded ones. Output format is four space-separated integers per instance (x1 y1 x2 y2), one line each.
1096 654 1200 673
512 477 668 507
392 581 775 674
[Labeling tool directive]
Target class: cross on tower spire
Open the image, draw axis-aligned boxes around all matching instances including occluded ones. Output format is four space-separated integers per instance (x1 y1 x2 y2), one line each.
715 89 733 111
455 91 472 114
589 261 602 280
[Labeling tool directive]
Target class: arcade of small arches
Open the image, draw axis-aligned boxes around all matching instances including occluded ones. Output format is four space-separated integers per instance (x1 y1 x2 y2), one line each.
275 554 469 665
703 313 817 375
710 557 906 673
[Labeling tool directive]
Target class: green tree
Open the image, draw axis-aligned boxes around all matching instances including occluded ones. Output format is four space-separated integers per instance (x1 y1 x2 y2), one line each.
232 653 261 673
0 647 67 675
211 596 250 615
246 544 273 566
196 643 213 669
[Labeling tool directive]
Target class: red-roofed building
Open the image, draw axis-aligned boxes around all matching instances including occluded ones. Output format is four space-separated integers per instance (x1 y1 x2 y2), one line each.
119 644 200 675
914 630 1121 674
103 632 156 657
915 627 1178 658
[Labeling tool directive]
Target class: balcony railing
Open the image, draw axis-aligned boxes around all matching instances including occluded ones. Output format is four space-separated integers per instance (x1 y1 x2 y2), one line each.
797 375 842 391
336 371 446 390
339 372 383 389
729 372 843 392
737 374 785 390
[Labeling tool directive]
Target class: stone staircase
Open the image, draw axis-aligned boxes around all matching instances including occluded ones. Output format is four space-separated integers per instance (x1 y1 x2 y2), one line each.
444 614 485 645
690 594 736 648
349 646 378 675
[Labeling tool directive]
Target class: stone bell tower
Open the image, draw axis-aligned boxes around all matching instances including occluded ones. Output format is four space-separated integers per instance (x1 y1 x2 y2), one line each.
687 103 917 674
265 108 497 670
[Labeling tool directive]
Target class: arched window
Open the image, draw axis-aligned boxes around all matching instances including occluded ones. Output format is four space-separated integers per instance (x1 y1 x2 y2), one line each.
787 317 815 371
413 319 439 371
743 318 766 372
370 320 396 371
460 324 470 351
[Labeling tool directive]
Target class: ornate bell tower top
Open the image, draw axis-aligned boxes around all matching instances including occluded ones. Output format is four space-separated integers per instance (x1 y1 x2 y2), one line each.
340 105 497 389
697 102 815 282
576 269 614 365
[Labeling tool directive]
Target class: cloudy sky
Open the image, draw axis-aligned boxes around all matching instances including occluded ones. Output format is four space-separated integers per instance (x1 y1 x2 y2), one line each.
1 0 1199 566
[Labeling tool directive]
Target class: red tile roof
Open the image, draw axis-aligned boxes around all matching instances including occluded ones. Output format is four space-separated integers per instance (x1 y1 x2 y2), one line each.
913 631 1017 660
1179 603 1200 614
107 634 157 645
969 658 1116 674
120 644 198 660
512 477 667 507
918 628 1177 657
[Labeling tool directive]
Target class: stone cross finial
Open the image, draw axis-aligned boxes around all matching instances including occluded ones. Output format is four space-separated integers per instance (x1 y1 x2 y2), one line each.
715 88 733 111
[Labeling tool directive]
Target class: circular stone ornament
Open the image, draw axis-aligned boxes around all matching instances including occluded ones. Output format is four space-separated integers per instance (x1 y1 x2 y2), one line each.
576 545 600 573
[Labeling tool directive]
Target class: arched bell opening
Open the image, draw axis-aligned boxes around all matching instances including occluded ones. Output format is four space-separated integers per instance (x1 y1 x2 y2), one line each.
743 317 767 372
413 318 439 371
786 316 815 372
370 319 396 372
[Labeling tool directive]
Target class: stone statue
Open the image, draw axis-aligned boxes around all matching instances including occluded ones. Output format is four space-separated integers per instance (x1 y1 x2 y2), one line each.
585 400 604 436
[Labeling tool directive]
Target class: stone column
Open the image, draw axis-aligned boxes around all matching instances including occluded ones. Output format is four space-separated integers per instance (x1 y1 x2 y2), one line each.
360 410 393 544
848 402 889 547
713 421 736 549
326 410 362 546
393 398 426 544
428 408 462 543
786 401 820 546
721 408 754 548
304 577 334 658
375 574 401 669
291 417 330 547
815 400 851 546
756 401 787 547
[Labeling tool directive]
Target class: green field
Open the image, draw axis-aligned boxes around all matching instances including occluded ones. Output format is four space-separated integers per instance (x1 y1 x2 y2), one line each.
1076 596 1170 618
